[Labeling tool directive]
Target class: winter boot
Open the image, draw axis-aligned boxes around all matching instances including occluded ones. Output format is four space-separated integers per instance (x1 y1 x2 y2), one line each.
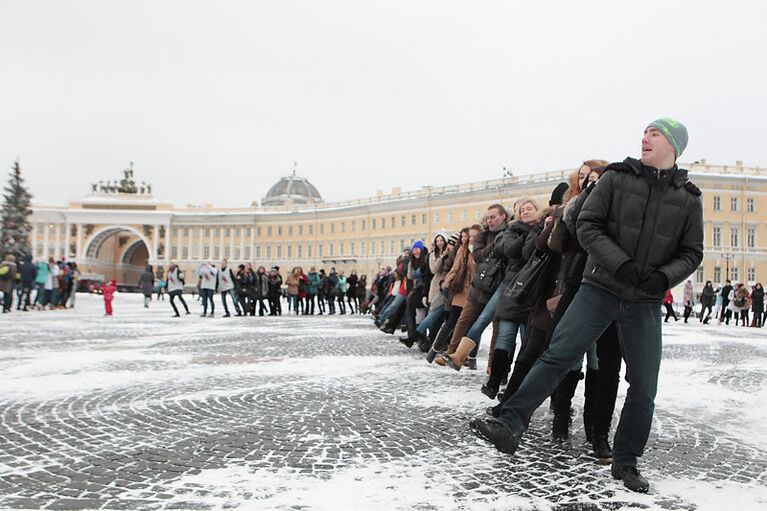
398 337 415 348
611 465 649 493
442 337 476 371
468 357 477 370
426 324 453 364
482 349 511 400
592 434 613 463
416 333 432 353
552 412 571 442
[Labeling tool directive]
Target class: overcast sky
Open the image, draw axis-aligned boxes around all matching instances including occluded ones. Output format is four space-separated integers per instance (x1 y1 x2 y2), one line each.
1 1 765 208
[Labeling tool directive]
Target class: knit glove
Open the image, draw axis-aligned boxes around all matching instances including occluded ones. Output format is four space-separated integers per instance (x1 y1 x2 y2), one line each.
639 271 668 295
614 261 641 287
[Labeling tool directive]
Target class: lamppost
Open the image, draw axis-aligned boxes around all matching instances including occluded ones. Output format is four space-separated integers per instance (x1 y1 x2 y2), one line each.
721 252 734 281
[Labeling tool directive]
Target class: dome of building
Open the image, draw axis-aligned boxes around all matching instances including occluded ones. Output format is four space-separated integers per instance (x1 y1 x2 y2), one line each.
261 170 323 207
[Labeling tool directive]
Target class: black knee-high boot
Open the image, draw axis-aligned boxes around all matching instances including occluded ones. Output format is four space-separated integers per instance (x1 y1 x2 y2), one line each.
551 370 582 441
482 349 511 399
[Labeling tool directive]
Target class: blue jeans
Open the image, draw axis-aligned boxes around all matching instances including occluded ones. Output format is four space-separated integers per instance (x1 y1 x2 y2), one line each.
497 284 662 467
416 306 444 336
465 286 503 344
379 295 405 323
495 319 525 353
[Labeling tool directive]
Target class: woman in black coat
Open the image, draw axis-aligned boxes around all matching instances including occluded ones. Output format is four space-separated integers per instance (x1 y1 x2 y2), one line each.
138 265 154 308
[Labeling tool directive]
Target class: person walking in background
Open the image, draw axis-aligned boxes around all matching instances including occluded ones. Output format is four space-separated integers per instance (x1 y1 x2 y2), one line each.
167 262 190 317
699 281 715 323
101 279 117 316
268 266 282 316
719 280 733 324
198 262 217 317
663 289 678 323
138 265 154 309
17 254 37 311
217 259 242 317
682 280 694 323
0 255 17 312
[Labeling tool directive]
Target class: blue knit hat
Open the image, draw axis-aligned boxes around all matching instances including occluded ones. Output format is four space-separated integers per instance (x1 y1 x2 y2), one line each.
411 240 426 251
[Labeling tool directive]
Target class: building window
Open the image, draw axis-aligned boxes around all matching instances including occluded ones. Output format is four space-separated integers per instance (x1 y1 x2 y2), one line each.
307 245 312 258
350 241 355 254
235 227 240 236
447 211 454 223
297 245 302 258
730 226 739 248
183 227 189 236
256 227 261 236
172 227 178 236
696 266 704 283
421 214 427 225
461 210 467 221
713 226 721 248
380 240 385 254
234 247 240 259
731 197 739 211
213 247 220 259
320 224 324 234
252 247 257 259
372 218 376 229
267 226 272 236
224 246 230 258
298 225 303 235
330 223 335 234
361 220 365 230
748 267 756 282
747 227 756 249
171 247 178 259
288 226 293 236
351 221 356 232
434 212 440 224
224 228 230 236
713 196 721 211
287 245 292 258
713 266 721 283
359 241 364 255
476 208 482 220
278 226 283 236
390 217 395 228
203 247 210 258
401 216 406 227
731 267 739 282
277 246 282 257
390 240 395 254
340 223 345 233
266 246 271 258
318 244 323 257
309 225 313 235
213 228 219 237
182 247 188 259
339 242 344 254
329 243 334 256
204 227 210 236
747 197 755 213
411 215 416 226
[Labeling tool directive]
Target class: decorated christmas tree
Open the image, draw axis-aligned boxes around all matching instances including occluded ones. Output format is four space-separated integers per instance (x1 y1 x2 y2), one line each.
0 160 34 260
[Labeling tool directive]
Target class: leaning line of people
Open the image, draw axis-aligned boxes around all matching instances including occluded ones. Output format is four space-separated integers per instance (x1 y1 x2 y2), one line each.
370 119 722 494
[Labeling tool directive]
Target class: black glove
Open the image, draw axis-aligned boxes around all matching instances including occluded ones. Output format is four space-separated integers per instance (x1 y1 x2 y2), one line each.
615 261 641 287
639 271 668 295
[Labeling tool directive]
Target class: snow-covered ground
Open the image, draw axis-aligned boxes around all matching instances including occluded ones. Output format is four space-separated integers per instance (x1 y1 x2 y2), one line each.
0 293 765 510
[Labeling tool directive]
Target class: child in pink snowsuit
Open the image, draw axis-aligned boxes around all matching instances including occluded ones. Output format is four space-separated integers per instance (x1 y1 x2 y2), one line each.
102 280 117 316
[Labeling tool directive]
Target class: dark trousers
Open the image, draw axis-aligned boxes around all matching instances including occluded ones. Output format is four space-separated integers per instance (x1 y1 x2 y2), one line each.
700 303 712 322
306 294 316 314
221 289 241 315
200 288 215 315
17 283 34 310
337 295 346 314
663 303 678 322
683 305 693 322
2 287 13 311
720 299 730 321
497 284 662 468
169 291 189 315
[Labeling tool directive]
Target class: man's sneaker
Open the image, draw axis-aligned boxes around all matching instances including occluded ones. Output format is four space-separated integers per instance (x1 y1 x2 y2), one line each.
592 435 613 462
611 464 650 493
468 418 519 455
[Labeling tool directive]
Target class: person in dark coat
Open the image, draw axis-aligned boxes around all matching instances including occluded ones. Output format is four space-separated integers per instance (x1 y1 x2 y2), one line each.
17 254 37 311
138 265 154 308
0 255 18 312
751 283 764 327
699 281 715 323
471 118 703 494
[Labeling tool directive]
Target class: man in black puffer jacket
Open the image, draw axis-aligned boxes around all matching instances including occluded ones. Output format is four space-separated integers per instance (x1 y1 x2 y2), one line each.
470 118 703 494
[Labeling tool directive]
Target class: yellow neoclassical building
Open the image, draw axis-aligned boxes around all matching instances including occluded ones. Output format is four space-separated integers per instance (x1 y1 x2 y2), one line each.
29 161 767 290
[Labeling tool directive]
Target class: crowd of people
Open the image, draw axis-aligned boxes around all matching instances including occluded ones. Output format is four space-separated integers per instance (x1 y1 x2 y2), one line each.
0 254 81 312
0 118 762 494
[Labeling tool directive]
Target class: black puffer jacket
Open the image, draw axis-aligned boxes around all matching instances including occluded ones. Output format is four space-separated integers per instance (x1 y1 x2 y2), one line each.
495 222 539 322
467 227 504 305
576 157 704 303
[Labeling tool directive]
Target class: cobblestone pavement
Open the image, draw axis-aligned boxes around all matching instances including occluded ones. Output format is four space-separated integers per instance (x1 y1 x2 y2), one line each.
1 295 766 510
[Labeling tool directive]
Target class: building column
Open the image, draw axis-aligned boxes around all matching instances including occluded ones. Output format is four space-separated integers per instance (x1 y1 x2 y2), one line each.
64 221 71 258
32 223 38 258
76 224 83 259
239 225 246 262
165 223 171 263
53 223 62 259
43 222 51 261
200 227 205 260
152 224 159 262
219 225 225 262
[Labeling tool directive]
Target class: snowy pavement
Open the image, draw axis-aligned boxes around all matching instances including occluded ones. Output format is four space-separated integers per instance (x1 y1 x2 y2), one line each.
0 293 766 510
